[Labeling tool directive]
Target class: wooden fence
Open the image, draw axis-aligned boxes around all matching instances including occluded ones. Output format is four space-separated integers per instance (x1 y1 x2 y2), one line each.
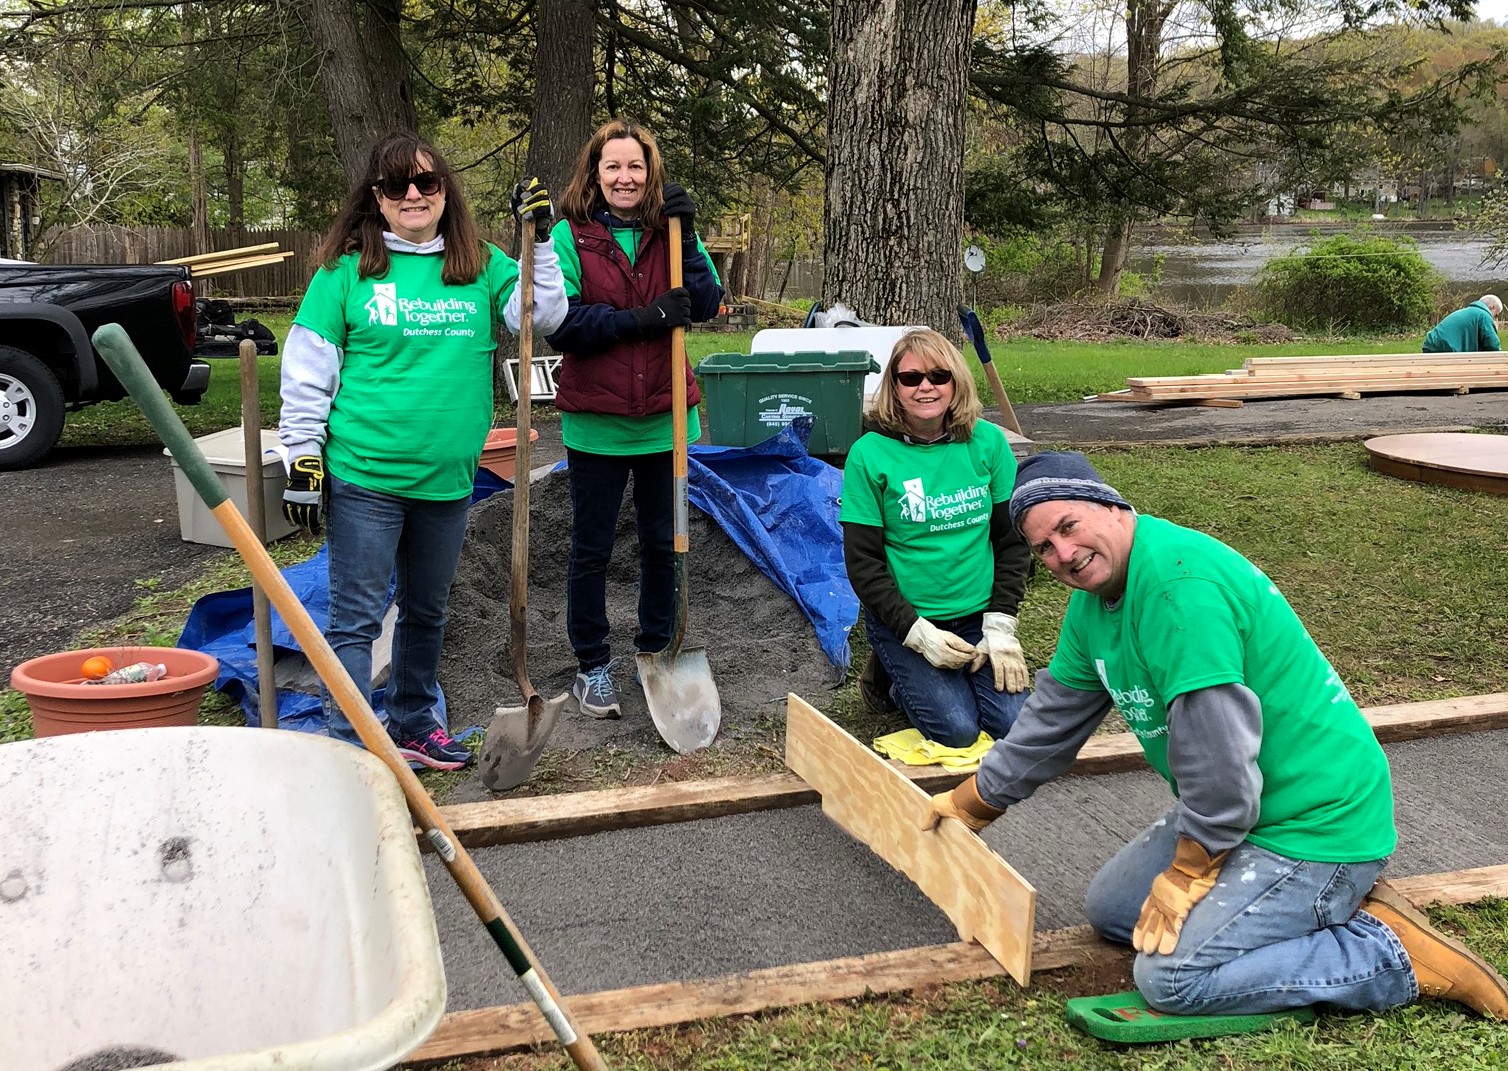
42 223 826 304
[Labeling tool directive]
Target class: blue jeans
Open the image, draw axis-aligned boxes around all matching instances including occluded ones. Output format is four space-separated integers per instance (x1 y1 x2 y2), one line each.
863 609 1029 748
1085 809 1416 1015
566 448 674 671
323 474 471 745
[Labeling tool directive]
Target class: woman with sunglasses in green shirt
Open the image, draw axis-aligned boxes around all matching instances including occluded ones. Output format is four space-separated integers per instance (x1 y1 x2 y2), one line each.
839 328 1033 749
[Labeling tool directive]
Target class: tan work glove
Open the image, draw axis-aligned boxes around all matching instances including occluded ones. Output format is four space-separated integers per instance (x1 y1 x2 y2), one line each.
1132 836 1230 956
904 617 978 670
971 612 1029 693
920 775 1007 833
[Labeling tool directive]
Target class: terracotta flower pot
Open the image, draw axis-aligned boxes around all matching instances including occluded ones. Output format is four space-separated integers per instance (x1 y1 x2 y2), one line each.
10 646 220 738
479 427 540 482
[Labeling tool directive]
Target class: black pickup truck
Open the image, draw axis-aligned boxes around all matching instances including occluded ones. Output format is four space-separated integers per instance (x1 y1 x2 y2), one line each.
0 262 272 470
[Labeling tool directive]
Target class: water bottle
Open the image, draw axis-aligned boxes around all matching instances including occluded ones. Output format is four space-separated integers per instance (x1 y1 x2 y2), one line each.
89 661 168 685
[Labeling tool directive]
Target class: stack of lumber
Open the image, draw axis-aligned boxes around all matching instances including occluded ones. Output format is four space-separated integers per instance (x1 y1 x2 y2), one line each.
158 242 294 279
1093 352 1508 406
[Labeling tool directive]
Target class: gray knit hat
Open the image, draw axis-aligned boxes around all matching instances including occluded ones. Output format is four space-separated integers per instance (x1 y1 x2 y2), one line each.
1009 451 1132 531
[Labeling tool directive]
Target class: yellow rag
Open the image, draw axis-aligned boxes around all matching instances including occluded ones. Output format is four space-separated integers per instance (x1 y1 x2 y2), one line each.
872 728 994 771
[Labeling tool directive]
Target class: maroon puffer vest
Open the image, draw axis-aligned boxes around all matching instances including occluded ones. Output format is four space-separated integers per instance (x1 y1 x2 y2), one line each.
552 219 701 415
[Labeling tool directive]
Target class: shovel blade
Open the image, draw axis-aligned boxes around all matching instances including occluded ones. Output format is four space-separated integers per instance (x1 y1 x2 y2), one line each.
636 645 721 754
478 692 569 791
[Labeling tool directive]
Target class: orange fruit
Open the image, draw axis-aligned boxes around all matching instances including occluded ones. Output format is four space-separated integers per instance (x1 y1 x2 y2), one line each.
81 655 114 680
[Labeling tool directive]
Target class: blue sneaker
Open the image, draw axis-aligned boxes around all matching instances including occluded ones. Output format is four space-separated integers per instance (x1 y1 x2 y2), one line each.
396 727 474 770
572 663 622 719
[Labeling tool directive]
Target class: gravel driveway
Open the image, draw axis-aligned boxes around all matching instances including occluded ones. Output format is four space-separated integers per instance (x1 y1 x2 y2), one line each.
5 391 1506 678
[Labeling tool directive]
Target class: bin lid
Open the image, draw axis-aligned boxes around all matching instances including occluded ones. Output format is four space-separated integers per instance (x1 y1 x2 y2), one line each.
163 426 284 468
697 350 878 374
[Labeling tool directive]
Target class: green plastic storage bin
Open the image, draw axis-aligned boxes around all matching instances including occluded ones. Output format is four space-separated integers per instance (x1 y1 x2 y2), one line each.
697 350 879 457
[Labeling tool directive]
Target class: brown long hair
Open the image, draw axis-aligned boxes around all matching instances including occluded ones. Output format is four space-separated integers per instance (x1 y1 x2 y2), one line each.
314 132 486 285
867 329 983 441
557 119 668 230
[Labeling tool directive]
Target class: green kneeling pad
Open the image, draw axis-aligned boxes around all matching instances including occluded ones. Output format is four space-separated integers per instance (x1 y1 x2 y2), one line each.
1066 990 1317 1043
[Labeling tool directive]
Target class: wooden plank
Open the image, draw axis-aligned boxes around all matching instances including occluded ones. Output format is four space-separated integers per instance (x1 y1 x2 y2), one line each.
408 926 1114 1062
436 693 1508 848
1245 353 1508 369
190 251 296 277
407 866 1508 1062
783 693 1036 985
159 242 280 265
1392 864 1508 906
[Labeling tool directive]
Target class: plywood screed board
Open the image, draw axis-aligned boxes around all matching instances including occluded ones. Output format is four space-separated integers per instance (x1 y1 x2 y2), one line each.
784 693 1036 985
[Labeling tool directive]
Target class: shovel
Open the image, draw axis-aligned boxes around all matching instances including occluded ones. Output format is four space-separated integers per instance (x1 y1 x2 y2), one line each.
958 304 1023 435
635 216 721 754
480 230 570 792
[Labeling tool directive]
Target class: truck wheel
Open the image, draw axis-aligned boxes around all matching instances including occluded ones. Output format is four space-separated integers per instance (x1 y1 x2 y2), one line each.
0 345 67 471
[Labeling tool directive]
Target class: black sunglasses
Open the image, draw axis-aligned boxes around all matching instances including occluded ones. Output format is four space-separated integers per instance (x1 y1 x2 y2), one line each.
374 171 443 200
895 368 953 388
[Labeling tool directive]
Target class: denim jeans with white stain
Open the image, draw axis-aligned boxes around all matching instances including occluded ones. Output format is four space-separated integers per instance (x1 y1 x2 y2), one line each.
323 473 471 746
863 608 1029 748
1084 808 1416 1015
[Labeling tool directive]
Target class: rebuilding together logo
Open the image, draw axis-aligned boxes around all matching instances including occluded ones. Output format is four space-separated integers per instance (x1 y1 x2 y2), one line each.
894 477 989 531
365 283 478 334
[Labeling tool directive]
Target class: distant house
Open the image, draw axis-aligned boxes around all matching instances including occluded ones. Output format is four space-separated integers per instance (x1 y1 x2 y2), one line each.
0 163 63 260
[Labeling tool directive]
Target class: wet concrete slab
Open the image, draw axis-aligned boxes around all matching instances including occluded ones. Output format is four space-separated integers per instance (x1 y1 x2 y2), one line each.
426 728 1508 1010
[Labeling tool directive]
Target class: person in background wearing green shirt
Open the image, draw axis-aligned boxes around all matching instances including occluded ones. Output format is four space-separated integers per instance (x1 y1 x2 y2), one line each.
925 451 1508 1021
278 132 566 770
839 329 1032 749
545 119 723 720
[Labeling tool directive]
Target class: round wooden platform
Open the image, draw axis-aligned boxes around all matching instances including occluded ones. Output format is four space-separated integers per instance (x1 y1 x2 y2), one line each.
1364 432 1508 495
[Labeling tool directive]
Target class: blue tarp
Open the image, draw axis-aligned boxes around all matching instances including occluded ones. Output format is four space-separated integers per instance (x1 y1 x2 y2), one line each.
180 420 857 731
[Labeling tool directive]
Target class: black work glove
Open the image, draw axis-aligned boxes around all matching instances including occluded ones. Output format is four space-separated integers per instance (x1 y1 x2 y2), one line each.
662 183 696 229
283 454 325 533
511 176 554 243
629 287 692 334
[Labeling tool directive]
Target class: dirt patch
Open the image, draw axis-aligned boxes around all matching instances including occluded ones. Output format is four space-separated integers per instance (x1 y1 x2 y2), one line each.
1005 299 1294 343
438 469 843 793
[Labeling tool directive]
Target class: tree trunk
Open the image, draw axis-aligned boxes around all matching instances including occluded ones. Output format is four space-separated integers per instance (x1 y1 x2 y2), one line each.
188 127 210 254
303 0 417 185
823 0 974 333
525 0 596 195
1095 0 1171 295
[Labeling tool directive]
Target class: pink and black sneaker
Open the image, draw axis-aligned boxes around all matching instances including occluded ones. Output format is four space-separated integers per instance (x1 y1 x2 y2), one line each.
396 727 474 771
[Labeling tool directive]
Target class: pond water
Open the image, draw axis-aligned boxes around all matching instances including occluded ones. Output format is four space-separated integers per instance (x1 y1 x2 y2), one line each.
1127 223 1508 308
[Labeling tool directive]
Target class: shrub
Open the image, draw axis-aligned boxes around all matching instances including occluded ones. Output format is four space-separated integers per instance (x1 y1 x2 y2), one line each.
1252 231 1444 333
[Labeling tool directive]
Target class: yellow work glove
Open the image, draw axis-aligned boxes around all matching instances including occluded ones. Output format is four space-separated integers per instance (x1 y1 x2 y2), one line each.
920 774 1006 833
972 612 1029 693
904 617 978 670
1132 836 1230 956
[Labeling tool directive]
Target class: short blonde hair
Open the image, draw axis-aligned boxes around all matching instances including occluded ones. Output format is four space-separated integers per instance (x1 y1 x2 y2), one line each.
866 328 983 441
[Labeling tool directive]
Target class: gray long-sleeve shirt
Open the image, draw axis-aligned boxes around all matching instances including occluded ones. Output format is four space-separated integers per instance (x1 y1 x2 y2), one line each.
977 670 1263 854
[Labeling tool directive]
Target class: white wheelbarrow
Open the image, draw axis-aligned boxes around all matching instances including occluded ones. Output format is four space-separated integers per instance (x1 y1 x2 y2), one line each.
1 726 446 1071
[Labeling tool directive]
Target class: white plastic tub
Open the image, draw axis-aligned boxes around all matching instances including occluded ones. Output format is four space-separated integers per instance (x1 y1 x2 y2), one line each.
1 727 447 1071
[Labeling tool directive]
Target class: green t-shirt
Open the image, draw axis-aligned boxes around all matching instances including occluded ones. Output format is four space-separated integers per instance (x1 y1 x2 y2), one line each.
1048 515 1396 863
838 422 1016 620
552 217 715 455
294 246 518 500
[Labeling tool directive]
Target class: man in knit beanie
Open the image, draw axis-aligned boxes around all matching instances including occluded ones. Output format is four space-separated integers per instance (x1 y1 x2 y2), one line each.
921 451 1508 1023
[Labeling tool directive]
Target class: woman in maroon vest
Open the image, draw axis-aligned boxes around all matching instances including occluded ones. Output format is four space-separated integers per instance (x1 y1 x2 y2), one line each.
546 119 724 719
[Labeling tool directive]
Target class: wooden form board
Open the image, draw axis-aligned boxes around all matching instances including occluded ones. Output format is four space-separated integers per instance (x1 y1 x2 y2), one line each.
435 692 1508 849
783 693 1036 986
407 865 1508 1062
1118 352 1508 404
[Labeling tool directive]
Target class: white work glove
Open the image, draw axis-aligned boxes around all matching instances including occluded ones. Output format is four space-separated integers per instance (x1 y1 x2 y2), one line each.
972 612 1029 693
903 618 979 670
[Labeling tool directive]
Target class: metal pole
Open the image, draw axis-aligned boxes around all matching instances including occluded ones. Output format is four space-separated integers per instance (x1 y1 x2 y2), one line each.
239 338 279 728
